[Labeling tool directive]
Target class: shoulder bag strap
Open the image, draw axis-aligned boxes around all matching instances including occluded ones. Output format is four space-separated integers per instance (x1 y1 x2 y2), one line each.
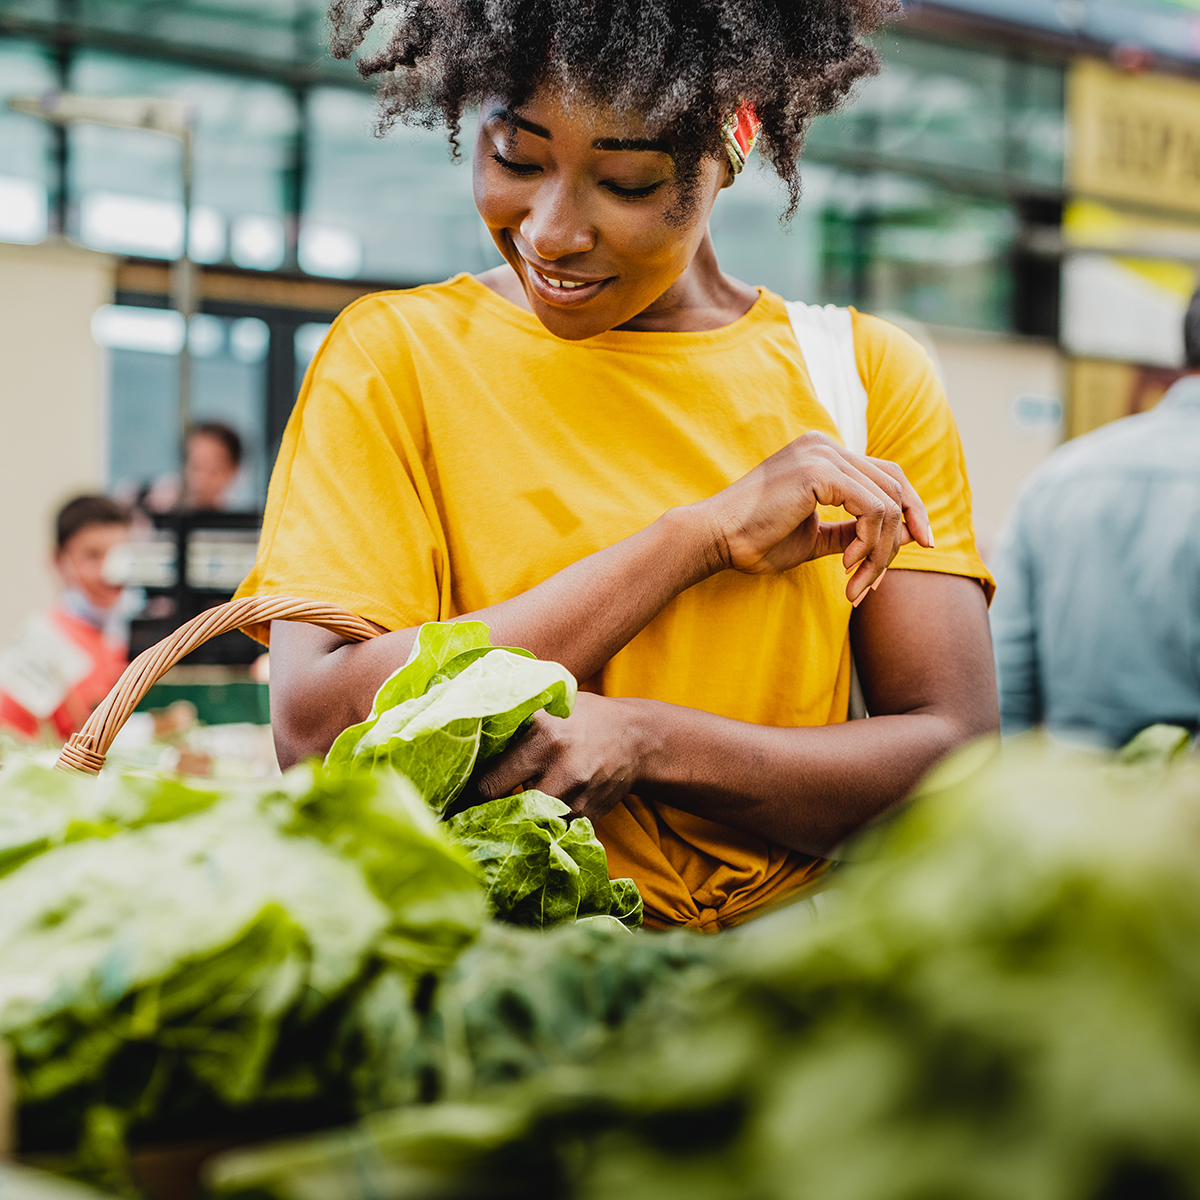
784 299 870 723
783 300 869 456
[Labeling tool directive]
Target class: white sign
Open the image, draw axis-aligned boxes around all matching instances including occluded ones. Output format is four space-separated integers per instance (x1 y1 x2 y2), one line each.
0 614 91 719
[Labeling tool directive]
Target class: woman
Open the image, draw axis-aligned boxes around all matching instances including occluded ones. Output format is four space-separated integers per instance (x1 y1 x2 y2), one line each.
238 0 998 931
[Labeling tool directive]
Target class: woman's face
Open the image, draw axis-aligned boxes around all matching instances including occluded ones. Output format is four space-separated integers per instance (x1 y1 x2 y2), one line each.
473 88 730 340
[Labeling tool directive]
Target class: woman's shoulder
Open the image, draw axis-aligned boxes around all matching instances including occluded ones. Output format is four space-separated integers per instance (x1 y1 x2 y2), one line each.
848 309 943 397
332 273 488 339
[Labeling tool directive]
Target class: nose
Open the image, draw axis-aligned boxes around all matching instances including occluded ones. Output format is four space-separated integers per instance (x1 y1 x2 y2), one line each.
520 177 596 262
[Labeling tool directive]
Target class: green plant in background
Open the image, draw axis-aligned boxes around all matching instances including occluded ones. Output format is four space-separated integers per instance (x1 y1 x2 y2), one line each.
211 732 1200 1200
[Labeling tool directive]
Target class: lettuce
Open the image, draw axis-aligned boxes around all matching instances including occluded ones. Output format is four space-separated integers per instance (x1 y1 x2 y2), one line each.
446 792 642 929
211 736 1200 1200
325 623 642 929
0 762 486 1186
326 623 575 814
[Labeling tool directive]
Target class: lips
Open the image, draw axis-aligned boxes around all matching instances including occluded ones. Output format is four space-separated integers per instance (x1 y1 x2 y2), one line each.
522 260 611 306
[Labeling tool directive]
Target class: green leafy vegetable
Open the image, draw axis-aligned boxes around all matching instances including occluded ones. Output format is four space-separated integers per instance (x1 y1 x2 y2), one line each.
324 622 641 929
446 792 642 929
326 623 574 815
0 761 487 1188
212 736 1200 1200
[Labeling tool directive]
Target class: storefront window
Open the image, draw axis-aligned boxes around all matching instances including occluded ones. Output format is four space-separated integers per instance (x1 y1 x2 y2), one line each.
808 33 1064 190
821 173 1016 331
71 0 338 74
710 163 1015 332
304 87 501 282
98 306 269 506
0 37 56 243
69 51 297 267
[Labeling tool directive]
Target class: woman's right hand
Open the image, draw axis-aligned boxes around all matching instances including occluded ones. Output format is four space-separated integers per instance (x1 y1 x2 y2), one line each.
693 432 935 605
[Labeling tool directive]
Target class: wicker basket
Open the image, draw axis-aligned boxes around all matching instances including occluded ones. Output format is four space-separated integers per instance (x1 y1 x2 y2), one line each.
54 597 380 776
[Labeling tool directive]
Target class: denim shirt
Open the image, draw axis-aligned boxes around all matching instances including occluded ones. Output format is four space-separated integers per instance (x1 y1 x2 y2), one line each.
990 375 1200 747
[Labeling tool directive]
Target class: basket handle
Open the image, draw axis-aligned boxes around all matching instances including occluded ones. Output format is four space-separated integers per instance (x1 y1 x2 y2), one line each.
55 596 382 776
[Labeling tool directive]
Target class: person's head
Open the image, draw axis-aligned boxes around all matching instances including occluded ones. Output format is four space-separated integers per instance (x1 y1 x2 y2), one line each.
330 0 896 340
53 495 132 611
184 422 242 510
1184 286 1200 371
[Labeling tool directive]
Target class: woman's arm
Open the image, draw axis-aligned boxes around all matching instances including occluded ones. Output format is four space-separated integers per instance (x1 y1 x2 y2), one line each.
270 432 932 767
472 570 999 856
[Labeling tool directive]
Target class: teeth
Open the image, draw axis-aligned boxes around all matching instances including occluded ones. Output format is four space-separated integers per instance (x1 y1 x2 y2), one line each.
541 273 587 290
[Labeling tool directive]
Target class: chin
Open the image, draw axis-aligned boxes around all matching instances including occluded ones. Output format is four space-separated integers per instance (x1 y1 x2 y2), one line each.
534 310 614 341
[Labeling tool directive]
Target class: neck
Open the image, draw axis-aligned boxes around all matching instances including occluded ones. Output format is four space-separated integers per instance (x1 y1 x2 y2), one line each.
614 232 758 334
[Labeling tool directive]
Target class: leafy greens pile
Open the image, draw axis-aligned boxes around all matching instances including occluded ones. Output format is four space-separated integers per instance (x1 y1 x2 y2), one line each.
327 621 642 929
0 762 484 1181
0 757 689 1191
0 622 661 1185
211 733 1200 1200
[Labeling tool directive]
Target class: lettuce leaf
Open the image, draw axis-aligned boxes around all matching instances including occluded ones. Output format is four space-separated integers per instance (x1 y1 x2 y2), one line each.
323 622 641 930
326 625 575 817
0 759 220 879
445 792 642 929
0 762 489 1182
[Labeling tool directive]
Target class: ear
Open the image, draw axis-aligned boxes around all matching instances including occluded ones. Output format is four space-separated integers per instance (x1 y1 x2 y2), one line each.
719 159 736 191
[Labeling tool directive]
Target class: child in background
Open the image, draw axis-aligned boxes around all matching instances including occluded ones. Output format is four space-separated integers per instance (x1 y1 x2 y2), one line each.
0 496 133 741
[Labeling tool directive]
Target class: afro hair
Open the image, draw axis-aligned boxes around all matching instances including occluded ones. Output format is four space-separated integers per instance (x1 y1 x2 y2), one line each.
328 0 900 217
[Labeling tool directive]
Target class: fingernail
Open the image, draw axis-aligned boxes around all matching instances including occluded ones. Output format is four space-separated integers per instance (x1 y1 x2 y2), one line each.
871 569 888 592
852 590 867 608
928 532 936 548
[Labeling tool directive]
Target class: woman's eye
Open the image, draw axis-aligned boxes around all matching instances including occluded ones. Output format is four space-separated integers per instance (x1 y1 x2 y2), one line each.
604 181 665 200
491 151 540 176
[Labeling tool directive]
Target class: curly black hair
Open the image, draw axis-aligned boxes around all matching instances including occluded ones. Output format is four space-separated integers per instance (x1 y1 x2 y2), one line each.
328 0 899 218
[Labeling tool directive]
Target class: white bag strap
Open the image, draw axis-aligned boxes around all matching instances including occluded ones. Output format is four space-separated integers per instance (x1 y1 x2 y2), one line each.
784 301 869 457
785 300 871 726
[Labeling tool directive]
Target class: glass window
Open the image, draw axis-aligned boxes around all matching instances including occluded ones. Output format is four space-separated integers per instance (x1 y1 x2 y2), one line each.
98 306 268 508
709 162 829 302
712 162 1016 332
69 50 297 266
807 33 1064 190
820 173 1017 332
70 0 341 74
0 37 57 244
304 88 501 282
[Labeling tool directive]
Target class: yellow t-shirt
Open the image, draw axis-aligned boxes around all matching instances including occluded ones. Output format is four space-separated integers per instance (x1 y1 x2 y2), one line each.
238 273 991 931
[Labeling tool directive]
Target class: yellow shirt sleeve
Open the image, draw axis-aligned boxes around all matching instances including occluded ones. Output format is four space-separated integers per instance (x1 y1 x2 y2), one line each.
853 310 995 603
235 293 451 643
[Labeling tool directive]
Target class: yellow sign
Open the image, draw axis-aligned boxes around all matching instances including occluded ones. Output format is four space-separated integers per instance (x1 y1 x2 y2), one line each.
1069 58 1200 217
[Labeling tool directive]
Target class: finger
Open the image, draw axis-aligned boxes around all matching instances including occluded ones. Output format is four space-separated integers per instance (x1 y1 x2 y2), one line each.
849 493 904 605
474 721 554 800
809 519 859 561
810 460 900 593
850 455 934 550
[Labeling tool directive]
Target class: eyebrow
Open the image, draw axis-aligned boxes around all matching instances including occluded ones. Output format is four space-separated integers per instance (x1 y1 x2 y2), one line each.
488 108 670 154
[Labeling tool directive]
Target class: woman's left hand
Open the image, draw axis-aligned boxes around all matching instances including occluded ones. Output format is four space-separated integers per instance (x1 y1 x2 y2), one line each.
468 692 645 824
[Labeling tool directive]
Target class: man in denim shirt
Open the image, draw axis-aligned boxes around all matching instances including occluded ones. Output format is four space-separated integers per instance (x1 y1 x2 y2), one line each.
991 290 1200 747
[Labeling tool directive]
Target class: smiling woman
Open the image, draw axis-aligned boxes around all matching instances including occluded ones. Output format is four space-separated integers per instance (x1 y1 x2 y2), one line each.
235 0 999 931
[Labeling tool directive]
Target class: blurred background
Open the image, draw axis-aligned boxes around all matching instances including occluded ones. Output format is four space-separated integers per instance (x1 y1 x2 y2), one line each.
1 0 1198 649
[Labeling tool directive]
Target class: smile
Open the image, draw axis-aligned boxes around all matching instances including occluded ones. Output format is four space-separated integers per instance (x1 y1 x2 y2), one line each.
522 261 611 305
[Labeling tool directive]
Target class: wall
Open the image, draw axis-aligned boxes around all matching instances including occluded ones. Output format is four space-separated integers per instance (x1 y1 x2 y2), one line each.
925 327 1065 562
0 239 115 644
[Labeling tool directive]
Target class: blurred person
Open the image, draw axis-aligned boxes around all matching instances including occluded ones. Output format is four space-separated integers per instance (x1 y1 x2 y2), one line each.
140 421 244 513
183 421 242 510
991 288 1200 747
0 495 133 740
